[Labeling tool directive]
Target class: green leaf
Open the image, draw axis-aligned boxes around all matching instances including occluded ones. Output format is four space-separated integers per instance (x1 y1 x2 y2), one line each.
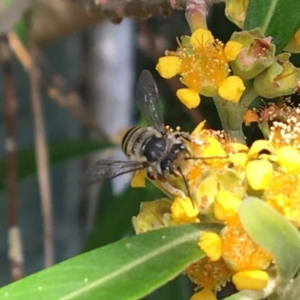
244 0 300 53
0 139 113 191
83 182 164 251
238 197 300 281
0 223 222 300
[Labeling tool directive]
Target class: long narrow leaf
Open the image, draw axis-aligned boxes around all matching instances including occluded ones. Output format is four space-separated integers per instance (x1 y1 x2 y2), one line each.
0 223 222 300
244 0 300 53
239 197 300 281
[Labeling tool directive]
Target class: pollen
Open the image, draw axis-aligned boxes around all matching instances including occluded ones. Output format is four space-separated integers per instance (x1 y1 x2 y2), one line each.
221 219 272 271
185 257 232 290
263 170 300 227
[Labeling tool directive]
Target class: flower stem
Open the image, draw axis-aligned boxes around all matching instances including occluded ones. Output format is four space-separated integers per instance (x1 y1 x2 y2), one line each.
213 81 258 144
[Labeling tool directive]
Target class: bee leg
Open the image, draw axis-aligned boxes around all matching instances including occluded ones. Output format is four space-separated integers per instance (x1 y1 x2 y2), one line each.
160 181 187 199
177 132 205 146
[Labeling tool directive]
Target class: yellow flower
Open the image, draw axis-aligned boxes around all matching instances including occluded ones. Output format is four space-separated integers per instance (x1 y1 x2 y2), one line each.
218 76 245 103
225 0 248 28
176 88 201 108
185 257 232 290
232 270 269 291
246 160 273 190
155 56 181 78
198 232 222 261
171 197 200 224
214 190 241 221
190 287 216 300
221 219 272 271
156 29 244 108
132 199 172 233
263 170 300 227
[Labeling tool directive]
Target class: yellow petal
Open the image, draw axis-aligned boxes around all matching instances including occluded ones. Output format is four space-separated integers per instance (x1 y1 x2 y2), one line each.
229 142 249 152
202 137 227 158
156 56 181 79
295 28 300 45
214 190 241 221
131 170 146 187
171 197 199 223
191 120 206 136
246 160 273 190
190 28 214 46
218 76 245 103
232 270 269 290
190 287 217 300
198 232 222 261
176 88 201 109
229 152 248 167
276 145 300 173
224 41 243 61
248 140 274 158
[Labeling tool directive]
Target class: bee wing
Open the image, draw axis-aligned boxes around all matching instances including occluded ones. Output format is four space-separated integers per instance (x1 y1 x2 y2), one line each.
136 70 166 135
81 160 147 185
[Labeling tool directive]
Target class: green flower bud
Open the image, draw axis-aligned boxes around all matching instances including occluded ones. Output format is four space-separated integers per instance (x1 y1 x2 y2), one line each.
225 0 248 29
229 28 275 80
132 198 171 234
253 53 300 98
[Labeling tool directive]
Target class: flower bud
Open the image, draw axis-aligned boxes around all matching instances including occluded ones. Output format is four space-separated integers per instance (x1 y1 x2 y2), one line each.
132 199 171 234
225 0 248 28
253 53 300 98
229 28 275 80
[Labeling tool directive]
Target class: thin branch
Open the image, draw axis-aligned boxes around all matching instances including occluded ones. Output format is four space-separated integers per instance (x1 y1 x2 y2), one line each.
73 0 187 23
6 32 54 267
29 55 54 267
8 32 108 140
0 35 23 281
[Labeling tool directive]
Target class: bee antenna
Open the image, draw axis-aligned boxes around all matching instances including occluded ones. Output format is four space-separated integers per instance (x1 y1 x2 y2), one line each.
176 167 195 208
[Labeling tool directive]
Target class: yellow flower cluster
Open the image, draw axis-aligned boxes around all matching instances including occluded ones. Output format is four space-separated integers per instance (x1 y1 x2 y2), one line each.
156 29 245 108
132 114 300 299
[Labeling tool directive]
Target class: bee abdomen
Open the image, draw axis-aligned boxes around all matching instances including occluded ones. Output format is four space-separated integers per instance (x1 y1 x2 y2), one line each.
122 126 150 158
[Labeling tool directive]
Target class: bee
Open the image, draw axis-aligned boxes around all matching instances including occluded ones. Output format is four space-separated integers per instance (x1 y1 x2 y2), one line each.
82 70 201 199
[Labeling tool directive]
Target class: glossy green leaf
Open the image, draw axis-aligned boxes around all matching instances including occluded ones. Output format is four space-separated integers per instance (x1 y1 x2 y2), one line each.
0 223 222 300
244 0 300 53
239 197 300 281
83 182 164 251
0 139 113 191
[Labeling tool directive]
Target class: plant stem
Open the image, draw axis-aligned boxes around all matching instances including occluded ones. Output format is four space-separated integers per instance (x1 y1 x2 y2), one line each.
213 81 258 144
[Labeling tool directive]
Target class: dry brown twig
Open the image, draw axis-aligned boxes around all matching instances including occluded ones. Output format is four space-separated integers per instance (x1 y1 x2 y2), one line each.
0 35 24 281
29 54 54 267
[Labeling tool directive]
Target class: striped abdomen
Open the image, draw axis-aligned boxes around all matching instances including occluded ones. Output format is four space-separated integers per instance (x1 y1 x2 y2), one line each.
121 126 167 162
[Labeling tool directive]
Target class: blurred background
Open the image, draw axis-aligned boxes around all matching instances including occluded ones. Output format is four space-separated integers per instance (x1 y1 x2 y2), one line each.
0 1 299 299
